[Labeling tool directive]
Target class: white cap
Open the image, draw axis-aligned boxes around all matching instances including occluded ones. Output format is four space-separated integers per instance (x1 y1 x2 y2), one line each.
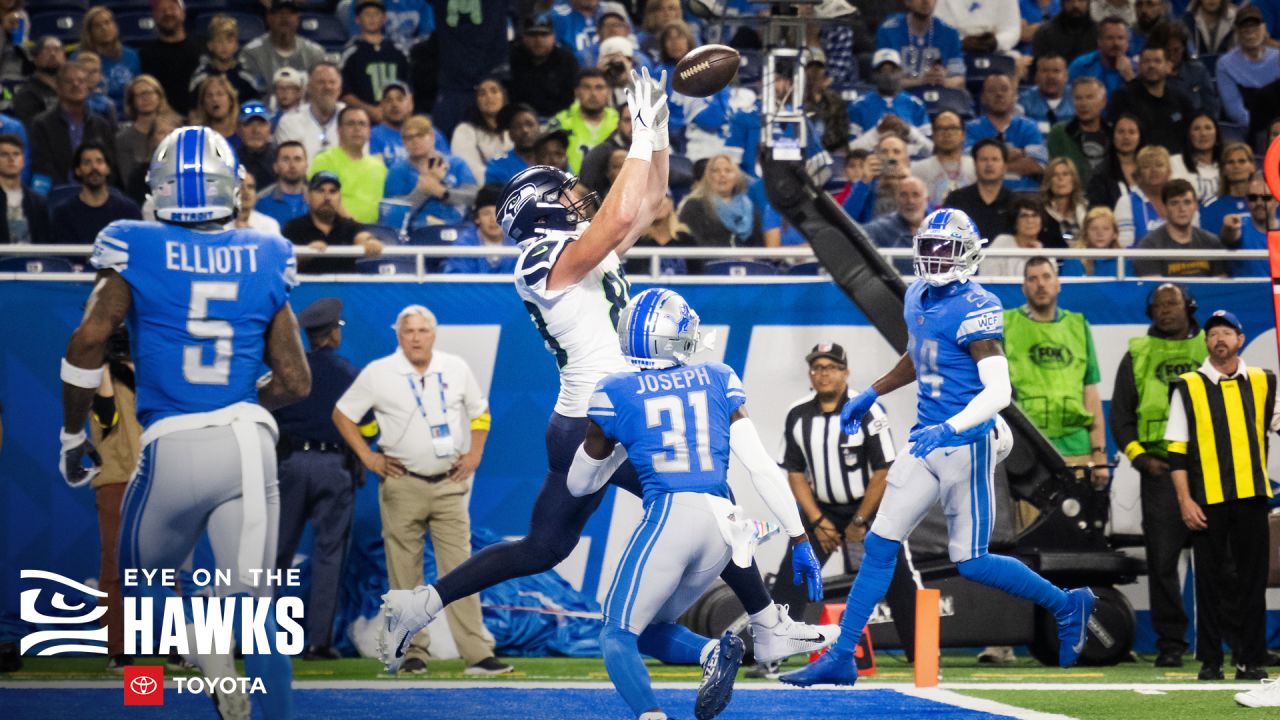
598 36 636 60
872 48 902 69
273 66 306 89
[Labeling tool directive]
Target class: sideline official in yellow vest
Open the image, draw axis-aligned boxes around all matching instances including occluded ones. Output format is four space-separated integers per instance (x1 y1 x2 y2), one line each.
1004 258 1109 488
1165 309 1277 681
1109 282 1207 668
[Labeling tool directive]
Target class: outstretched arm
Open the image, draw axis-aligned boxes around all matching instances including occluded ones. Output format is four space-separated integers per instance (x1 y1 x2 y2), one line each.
549 68 668 287
616 146 670 256
945 339 1011 431
729 408 804 538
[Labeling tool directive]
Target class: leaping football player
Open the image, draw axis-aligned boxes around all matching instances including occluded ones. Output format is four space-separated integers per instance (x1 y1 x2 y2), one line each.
379 68 834 701
781 208 1097 687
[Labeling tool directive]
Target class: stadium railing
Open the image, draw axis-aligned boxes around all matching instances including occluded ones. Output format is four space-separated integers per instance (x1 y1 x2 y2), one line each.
0 245 1270 283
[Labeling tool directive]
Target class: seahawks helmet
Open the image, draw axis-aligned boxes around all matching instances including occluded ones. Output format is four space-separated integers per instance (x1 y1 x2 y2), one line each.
913 208 984 286
497 165 597 244
617 288 702 369
148 126 241 224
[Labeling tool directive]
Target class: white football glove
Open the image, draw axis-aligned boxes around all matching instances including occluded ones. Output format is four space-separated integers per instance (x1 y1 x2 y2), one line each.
625 66 668 158
59 428 102 488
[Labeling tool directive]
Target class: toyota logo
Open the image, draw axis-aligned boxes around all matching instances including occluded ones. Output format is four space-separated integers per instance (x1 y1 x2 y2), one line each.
130 676 158 696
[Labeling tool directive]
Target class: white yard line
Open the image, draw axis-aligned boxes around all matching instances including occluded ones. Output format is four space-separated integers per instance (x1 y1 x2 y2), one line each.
898 687 1075 720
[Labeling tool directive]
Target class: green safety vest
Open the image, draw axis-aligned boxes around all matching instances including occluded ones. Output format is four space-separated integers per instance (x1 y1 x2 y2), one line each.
1004 308 1095 448
1129 332 1208 456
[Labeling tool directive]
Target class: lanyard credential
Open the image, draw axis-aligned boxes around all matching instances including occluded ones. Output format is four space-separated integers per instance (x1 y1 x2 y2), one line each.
407 373 455 459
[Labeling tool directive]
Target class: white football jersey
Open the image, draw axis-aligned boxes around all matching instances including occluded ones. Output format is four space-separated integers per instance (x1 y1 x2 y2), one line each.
514 230 634 417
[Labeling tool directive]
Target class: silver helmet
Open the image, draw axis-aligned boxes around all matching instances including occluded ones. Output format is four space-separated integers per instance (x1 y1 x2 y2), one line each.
617 288 702 369
148 126 241 224
913 208 984 286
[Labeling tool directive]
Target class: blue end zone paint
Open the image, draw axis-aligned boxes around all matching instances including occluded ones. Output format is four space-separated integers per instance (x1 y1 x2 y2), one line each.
0 688 1014 720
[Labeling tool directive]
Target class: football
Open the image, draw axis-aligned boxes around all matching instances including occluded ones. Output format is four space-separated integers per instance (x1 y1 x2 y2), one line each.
672 44 740 97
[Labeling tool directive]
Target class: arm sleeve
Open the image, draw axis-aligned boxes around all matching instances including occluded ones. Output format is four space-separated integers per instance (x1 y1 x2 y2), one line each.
945 355 1012 432
729 417 805 537
1164 384 1189 445
335 369 376 423
566 441 629 497
1110 352 1143 458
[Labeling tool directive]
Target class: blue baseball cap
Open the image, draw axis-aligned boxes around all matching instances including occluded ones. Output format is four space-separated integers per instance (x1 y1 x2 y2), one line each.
309 171 341 190
239 101 270 124
1205 309 1244 334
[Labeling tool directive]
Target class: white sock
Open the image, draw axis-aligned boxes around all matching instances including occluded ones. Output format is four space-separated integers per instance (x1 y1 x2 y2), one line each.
419 585 443 616
699 638 718 665
749 603 780 628
639 712 668 720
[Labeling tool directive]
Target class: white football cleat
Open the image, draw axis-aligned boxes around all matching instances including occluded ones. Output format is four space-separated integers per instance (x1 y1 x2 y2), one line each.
1236 677 1280 707
378 586 439 673
749 604 840 664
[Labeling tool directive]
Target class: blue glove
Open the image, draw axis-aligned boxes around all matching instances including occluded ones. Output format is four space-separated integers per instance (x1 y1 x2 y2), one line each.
791 539 824 602
839 387 878 436
908 422 956 458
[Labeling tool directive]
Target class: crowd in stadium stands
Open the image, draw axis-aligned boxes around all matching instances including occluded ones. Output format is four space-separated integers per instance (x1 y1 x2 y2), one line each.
1 0 1279 276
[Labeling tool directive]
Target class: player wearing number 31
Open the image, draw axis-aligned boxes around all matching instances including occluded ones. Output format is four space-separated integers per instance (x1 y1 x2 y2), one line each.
60 126 307 717
782 208 1097 687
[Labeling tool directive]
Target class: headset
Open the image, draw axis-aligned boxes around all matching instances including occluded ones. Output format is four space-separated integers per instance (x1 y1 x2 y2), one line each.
1144 282 1197 320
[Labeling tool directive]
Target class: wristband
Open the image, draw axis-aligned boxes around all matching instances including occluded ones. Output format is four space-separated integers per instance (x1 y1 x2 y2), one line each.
61 358 105 389
627 132 654 162
652 124 669 152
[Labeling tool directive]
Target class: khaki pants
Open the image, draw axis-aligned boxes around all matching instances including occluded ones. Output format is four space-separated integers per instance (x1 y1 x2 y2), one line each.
96 483 127 657
379 473 493 665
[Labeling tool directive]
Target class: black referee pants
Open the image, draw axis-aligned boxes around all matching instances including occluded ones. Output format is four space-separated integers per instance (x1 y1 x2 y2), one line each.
771 501 918 658
1191 497 1270 668
1141 470 1192 654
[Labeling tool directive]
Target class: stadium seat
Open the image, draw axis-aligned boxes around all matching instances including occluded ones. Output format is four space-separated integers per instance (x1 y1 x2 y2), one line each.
407 224 465 246
737 48 763 87
31 0 90 11
29 12 83 43
99 0 151 9
299 14 347 51
964 54 1016 101
0 256 76 273
193 12 265 44
786 261 827 276
669 154 694 195
703 259 778 276
907 85 976 121
115 11 158 44
355 256 418 275
362 223 403 246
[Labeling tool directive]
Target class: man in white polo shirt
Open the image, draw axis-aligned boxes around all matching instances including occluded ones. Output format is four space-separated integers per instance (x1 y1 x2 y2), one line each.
332 304 512 676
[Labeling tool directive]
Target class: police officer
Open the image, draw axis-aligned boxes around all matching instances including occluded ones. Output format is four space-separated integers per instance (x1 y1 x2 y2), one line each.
273 297 369 660
1110 283 1207 668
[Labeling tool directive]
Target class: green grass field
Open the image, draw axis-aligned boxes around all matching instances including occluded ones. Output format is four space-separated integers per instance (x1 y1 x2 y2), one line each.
4 654 1267 718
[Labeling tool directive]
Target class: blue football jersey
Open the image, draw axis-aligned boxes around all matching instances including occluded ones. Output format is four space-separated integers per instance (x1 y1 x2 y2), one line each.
904 279 1004 444
91 221 298 428
587 362 746 505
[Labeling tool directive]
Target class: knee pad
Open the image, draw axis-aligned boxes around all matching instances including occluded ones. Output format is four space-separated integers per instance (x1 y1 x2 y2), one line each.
863 532 901 567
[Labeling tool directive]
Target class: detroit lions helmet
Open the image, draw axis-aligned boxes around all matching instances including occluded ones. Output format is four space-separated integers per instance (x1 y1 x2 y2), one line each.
497 165 597 243
148 126 241 224
913 208 984 286
617 288 702 369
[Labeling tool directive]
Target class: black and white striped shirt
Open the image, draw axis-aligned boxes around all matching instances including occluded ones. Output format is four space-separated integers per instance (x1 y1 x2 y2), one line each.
780 392 895 506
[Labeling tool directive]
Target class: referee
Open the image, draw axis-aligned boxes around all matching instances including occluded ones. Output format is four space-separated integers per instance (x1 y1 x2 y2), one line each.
769 343 918 658
1165 310 1277 682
